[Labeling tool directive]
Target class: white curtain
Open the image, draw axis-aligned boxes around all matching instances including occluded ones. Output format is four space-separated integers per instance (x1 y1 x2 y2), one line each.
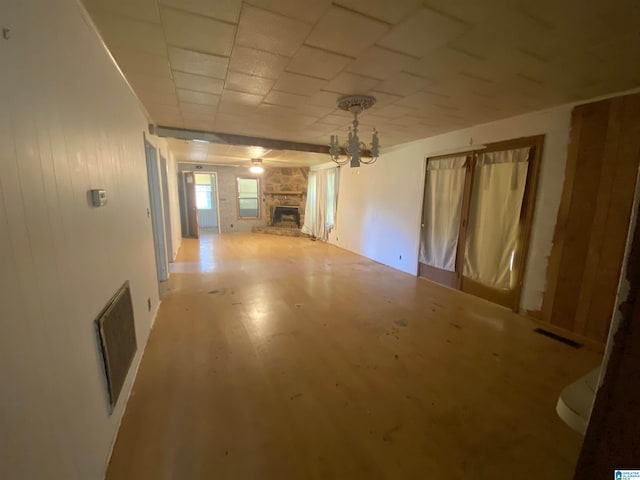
302 167 339 241
419 156 467 272
463 147 530 289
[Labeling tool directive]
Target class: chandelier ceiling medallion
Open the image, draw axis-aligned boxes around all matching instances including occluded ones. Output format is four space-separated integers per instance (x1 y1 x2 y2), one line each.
329 95 380 168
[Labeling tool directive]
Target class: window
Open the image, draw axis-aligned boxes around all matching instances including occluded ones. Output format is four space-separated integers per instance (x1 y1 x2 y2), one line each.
237 177 260 219
195 174 213 209
195 185 212 209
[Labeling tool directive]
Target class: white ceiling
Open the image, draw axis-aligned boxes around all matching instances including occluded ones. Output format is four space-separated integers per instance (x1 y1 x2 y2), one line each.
83 0 640 165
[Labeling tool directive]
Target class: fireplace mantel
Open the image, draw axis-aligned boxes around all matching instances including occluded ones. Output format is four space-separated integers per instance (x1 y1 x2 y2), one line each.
265 191 304 195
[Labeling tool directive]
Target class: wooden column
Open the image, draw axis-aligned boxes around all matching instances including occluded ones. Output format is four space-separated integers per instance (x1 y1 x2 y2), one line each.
542 92 640 344
573 191 640 478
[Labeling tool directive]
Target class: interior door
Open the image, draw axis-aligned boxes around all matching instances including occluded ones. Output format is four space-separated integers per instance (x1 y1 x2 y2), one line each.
418 155 469 288
184 171 199 238
144 142 168 281
418 136 543 311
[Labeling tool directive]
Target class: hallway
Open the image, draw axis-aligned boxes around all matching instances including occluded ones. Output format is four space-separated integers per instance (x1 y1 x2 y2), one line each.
107 234 600 479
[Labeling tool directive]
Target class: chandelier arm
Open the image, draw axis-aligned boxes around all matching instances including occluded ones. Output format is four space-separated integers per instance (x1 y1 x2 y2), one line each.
331 155 350 166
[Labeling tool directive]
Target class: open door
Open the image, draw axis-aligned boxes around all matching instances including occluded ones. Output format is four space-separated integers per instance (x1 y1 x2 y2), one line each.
418 136 543 311
184 171 199 238
144 141 168 282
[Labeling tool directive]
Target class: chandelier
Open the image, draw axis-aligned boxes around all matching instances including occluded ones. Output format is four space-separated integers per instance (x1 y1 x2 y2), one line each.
329 95 380 167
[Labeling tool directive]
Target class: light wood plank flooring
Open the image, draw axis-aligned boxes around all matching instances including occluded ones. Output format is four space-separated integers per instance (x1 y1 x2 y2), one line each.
107 233 601 480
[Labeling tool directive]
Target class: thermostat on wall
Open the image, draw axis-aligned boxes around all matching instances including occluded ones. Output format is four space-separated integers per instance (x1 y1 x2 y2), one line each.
90 189 107 207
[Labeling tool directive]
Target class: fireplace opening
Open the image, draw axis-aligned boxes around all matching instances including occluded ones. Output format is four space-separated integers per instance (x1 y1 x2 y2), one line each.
272 205 300 228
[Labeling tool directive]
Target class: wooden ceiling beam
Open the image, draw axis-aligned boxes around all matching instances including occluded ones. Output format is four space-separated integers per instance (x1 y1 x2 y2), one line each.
155 126 330 154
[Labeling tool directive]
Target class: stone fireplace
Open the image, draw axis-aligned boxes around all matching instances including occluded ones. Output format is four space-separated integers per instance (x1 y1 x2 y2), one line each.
262 167 308 229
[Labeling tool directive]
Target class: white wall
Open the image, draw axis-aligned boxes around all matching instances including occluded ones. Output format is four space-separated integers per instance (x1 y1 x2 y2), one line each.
330 102 582 313
0 1 169 478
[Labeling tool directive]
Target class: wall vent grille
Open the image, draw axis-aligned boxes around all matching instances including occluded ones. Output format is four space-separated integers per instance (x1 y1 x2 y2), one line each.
95 281 137 413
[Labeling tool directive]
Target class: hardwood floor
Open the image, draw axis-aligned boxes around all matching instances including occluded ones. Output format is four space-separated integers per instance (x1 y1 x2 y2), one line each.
107 233 601 480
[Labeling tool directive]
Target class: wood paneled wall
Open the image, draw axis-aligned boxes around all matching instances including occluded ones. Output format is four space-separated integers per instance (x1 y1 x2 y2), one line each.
542 92 640 344
0 1 173 478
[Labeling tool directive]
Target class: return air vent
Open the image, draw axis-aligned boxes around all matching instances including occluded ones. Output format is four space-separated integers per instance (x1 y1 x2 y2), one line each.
95 281 137 413
533 328 582 349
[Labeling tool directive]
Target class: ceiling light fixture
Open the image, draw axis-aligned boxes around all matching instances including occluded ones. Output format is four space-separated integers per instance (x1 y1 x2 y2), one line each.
249 158 264 174
329 95 380 168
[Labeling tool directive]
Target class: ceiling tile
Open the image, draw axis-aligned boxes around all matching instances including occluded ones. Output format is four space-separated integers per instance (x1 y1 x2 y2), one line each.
245 0 331 23
273 72 326 96
83 0 161 24
180 102 217 115
111 48 172 78
137 90 179 107
393 91 451 110
346 46 415 80
126 73 176 95
152 113 184 126
264 90 310 107
377 6 469 58
220 90 264 107
229 46 290 79
323 72 379 95
307 90 340 108
177 89 221 106
422 0 497 25
318 114 351 126
148 104 182 117
168 47 229 78
217 102 260 118
294 104 334 118
366 91 402 109
333 0 421 24
225 72 275 96
369 104 416 118
373 72 429 96
257 103 295 118
173 72 224 95
286 46 353 80
305 5 389 57
162 7 235 56
403 46 484 80
90 11 166 56
158 0 242 23
236 5 312 57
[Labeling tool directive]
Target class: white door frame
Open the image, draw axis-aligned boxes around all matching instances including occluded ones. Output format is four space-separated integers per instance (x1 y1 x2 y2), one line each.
210 172 221 234
144 140 168 282
159 154 174 261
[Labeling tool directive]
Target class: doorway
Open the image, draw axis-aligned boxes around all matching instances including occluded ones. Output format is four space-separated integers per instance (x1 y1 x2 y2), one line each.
194 173 220 234
418 136 543 311
144 140 168 282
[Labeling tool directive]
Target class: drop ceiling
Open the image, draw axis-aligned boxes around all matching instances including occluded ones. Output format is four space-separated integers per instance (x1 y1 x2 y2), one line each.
82 0 640 165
